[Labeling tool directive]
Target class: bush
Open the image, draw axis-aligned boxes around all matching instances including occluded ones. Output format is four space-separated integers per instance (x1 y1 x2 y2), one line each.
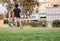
52 20 60 27
21 20 30 26
21 20 47 27
21 20 41 27
4 20 8 24
29 21 41 27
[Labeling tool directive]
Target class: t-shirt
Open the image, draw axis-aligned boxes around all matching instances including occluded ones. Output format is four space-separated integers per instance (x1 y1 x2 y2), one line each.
13 8 21 18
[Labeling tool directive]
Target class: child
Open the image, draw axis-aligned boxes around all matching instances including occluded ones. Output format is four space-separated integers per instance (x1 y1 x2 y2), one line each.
9 11 14 27
13 4 21 27
10 18 14 27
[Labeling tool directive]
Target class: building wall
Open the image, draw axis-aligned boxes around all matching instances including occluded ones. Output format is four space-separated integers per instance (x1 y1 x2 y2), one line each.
46 7 60 21
46 7 60 14
38 2 50 13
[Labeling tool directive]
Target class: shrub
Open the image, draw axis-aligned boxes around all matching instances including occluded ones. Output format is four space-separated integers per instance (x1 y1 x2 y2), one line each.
21 20 41 27
21 20 47 27
4 20 8 24
52 20 60 27
21 20 30 26
29 21 41 27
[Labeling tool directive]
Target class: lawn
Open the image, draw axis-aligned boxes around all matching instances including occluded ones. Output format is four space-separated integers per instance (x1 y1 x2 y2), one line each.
0 27 60 41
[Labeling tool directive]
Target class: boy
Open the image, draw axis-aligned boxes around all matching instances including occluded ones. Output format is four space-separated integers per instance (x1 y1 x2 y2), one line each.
13 4 22 27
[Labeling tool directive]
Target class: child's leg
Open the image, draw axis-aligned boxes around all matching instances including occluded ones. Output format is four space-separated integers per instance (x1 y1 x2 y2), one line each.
10 19 14 27
14 17 17 27
17 18 22 27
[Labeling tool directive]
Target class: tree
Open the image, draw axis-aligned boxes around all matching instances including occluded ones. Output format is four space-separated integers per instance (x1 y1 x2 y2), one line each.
23 0 39 12
22 0 39 18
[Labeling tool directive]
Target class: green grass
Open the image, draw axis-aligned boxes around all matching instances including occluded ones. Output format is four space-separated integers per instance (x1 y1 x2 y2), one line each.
0 27 60 41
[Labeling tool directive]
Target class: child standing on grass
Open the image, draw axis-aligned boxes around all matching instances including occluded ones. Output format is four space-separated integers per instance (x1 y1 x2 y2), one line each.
9 11 14 27
10 17 14 27
13 4 22 28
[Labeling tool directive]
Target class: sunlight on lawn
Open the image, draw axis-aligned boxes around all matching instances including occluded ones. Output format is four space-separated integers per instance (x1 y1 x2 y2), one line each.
0 27 60 41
